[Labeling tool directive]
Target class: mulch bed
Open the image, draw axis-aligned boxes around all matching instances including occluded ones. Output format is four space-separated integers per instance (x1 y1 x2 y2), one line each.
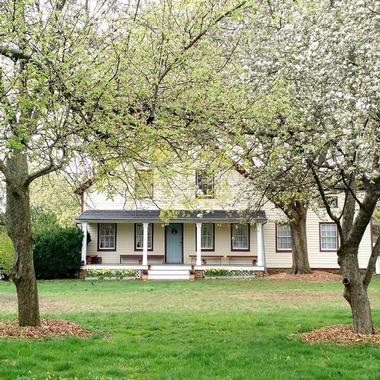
0 319 92 340
268 271 341 281
300 325 380 346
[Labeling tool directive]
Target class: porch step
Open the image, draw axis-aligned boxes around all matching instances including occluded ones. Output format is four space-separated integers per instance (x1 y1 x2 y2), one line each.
149 270 189 275
149 265 192 271
148 273 190 280
148 266 191 280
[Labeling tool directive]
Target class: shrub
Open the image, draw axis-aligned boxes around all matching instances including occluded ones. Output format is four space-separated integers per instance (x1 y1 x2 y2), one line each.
203 269 256 277
0 226 14 277
33 227 83 279
85 269 139 280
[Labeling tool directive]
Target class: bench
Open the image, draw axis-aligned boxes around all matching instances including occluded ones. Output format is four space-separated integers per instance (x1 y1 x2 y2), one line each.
86 255 102 264
226 255 257 265
189 255 224 265
120 254 165 264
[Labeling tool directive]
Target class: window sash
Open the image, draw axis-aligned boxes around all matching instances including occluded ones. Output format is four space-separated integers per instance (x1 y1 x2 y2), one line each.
320 223 338 250
99 223 116 250
319 196 338 208
231 224 249 250
135 223 153 250
196 170 215 198
277 224 292 250
201 223 214 250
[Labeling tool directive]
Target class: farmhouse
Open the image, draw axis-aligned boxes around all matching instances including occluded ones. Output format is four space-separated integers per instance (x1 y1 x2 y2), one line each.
77 166 376 279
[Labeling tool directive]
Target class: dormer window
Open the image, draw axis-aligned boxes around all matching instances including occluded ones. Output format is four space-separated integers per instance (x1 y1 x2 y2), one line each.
196 170 214 198
135 169 154 199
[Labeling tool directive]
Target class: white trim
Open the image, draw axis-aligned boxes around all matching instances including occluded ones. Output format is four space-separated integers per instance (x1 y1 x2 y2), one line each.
256 222 263 267
142 222 149 266
81 222 88 264
376 257 380 275
196 222 202 266
261 222 266 269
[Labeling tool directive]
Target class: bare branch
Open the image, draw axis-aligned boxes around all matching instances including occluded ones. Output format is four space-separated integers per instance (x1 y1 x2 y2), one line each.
25 152 67 186
308 161 343 235
147 1 247 123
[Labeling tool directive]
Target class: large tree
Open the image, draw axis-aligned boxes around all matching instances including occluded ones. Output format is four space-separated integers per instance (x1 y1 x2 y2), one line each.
244 0 379 333
0 0 122 326
0 0 249 326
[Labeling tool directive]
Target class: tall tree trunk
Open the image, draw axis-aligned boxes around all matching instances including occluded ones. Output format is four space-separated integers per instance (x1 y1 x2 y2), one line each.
288 201 312 274
339 247 373 334
5 152 40 327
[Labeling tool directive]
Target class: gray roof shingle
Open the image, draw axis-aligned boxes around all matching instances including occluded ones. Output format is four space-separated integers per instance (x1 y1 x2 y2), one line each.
77 209 266 222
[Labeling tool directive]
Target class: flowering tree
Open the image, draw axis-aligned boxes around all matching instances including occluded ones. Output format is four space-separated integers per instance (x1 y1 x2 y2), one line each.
243 0 379 333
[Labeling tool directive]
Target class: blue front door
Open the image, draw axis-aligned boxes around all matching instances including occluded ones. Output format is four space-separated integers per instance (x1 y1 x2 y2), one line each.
166 223 183 263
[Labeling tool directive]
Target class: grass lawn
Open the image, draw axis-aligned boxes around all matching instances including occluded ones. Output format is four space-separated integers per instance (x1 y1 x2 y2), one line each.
0 277 380 380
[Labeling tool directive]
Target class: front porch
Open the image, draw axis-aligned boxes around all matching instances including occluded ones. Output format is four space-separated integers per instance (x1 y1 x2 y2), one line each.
77 209 267 279
82 264 265 280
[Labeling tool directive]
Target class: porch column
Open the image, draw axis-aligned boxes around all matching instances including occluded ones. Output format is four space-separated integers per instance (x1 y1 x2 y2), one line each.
142 222 149 266
376 257 380 275
196 222 202 266
256 222 264 267
81 222 88 265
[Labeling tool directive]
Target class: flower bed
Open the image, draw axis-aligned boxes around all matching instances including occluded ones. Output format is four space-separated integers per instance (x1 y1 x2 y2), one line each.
85 269 140 280
203 269 256 278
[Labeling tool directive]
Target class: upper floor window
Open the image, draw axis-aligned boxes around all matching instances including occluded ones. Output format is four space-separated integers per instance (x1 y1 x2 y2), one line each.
135 169 154 199
231 223 250 251
135 223 153 250
98 223 116 250
196 223 214 251
196 170 214 198
319 196 338 208
320 223 338 251
276 224 292 251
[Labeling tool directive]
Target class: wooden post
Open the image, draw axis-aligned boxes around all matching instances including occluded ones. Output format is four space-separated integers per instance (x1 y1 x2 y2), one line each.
256 222 263 267
196 222 202 266
142 222 149 266
81 222 88 265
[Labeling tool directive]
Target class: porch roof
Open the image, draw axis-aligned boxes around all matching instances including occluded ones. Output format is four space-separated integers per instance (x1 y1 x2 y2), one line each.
76 209 267 223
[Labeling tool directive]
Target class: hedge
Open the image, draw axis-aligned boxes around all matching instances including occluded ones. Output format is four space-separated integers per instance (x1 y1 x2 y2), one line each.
0 227 14 277
33 227 83 279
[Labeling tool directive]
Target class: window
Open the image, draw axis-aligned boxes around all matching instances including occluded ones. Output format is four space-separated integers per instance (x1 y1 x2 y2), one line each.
276 224 292 251
135 223 153 250
135 170 154 199
196 170 215 198
320 223 338 251
196 223 215 251
98 223 116 250
231 224 250 251
319 196 338 208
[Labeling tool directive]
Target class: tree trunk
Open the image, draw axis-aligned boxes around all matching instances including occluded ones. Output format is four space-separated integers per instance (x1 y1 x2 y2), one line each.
5 152 40 327
339 247 373 334
288 201 312 274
